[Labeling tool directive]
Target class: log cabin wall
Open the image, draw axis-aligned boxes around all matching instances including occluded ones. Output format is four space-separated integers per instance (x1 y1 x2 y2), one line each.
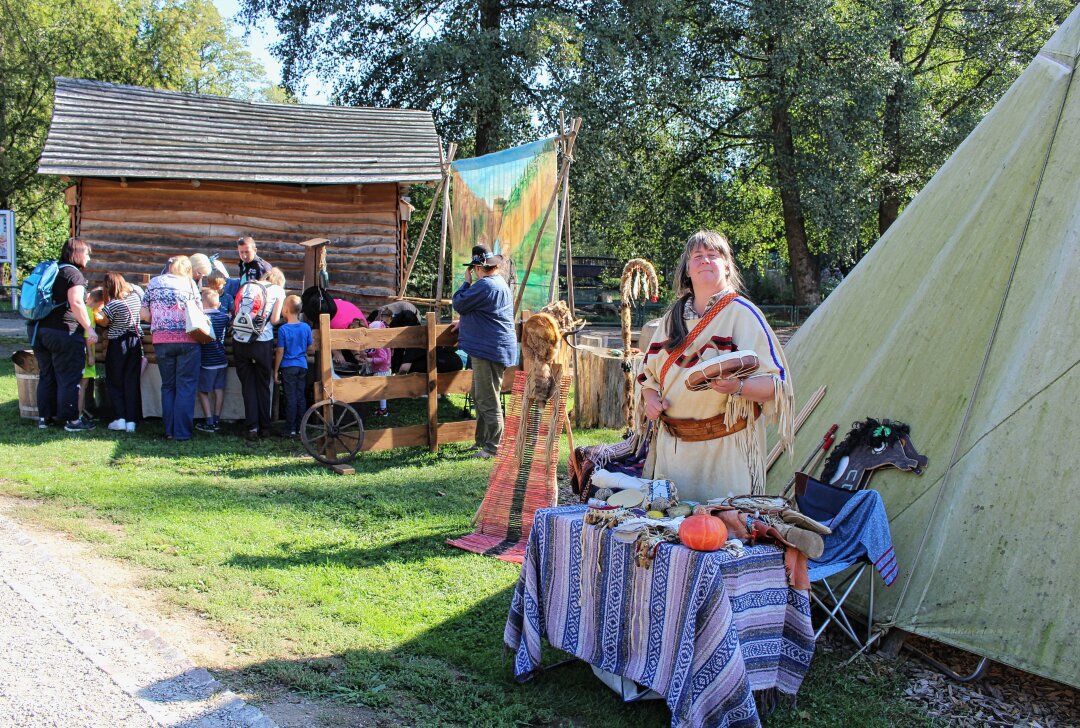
76 177 400 309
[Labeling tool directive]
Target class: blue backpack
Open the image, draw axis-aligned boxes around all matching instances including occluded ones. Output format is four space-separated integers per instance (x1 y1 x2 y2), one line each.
19 261 73 344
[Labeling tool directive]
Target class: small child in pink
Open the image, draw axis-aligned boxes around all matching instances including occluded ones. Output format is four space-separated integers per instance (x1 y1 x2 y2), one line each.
367 319 391 416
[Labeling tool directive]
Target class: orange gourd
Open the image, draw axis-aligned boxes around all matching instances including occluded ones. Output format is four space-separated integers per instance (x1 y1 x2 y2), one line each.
679 514 729 551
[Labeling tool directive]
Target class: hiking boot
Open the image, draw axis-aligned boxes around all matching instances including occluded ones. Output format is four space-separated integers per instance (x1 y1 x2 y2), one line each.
64 417 96 432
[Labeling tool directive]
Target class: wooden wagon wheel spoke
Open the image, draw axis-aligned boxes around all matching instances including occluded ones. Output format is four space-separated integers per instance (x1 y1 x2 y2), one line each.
310 409 332 430
333 404 351 431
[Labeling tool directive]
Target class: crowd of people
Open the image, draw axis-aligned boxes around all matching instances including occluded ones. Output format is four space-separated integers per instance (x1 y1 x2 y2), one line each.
29 229 790 470
29 235 495 448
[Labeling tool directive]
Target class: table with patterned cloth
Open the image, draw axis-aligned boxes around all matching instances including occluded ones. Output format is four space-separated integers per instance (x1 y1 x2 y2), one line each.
504 505 815 728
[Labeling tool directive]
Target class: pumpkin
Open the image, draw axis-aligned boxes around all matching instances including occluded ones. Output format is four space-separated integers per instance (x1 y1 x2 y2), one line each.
679 514 729 552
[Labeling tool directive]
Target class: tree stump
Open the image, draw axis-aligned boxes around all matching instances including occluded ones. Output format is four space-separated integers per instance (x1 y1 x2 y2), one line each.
574 345 626 429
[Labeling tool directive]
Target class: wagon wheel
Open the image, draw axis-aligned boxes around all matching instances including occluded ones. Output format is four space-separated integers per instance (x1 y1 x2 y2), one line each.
300 399 364 465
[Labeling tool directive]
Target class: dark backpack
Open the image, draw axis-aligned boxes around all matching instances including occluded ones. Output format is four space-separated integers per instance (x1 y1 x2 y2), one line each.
301 285 337 325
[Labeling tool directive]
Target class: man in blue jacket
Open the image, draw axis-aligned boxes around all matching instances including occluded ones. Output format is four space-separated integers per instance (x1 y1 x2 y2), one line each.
453 245 517 458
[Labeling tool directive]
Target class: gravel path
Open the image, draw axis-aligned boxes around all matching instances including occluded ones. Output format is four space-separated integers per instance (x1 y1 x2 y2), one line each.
0 514 277 728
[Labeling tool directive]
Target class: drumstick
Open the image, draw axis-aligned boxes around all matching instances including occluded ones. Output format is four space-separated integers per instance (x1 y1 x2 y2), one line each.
765 384 826 471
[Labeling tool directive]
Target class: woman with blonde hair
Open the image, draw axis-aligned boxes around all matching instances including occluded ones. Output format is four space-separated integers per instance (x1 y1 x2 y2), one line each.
142 255 202 440
639 230 794 500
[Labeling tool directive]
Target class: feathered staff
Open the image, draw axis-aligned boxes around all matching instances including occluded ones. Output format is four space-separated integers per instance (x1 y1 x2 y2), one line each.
620 259 659 432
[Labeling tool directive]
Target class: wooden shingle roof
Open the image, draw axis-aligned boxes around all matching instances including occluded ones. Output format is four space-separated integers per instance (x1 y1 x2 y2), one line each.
39 78 443 185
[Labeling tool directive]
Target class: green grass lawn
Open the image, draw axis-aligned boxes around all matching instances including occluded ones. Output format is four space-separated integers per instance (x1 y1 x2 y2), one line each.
0 357 936 727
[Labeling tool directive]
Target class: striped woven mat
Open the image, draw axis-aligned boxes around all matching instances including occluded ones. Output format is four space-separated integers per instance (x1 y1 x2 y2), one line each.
447 371 571 563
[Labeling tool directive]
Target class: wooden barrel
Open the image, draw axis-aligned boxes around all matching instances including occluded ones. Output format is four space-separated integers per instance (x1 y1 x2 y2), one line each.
12 351 39 420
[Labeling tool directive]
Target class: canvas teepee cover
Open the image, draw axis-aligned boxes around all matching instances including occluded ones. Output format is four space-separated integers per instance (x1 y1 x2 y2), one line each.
766 7 1080 687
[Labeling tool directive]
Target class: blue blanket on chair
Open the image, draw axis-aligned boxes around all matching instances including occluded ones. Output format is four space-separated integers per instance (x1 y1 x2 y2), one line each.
808 489 897 585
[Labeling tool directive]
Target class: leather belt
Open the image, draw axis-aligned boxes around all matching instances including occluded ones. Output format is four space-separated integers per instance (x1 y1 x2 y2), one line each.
660 403 761 442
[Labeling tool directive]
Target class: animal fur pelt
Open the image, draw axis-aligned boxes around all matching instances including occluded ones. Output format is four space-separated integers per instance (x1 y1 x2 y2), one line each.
521 312 563 403
514 301 586 461
541 300 585 336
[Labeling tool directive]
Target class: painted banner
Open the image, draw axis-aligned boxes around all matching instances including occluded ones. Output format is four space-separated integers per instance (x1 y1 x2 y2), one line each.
450 137 558 314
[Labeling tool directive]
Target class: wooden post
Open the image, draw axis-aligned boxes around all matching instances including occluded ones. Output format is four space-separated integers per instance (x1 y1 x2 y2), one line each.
319 313 334 460
399 176 445 298
563 156 579 424
426 311 439 452
548 113 568 303
433 142 457 321
299 238 330 291
514 118 581 317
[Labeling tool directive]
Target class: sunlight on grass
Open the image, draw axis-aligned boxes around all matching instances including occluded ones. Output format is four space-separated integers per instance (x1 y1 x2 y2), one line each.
0 359 934 727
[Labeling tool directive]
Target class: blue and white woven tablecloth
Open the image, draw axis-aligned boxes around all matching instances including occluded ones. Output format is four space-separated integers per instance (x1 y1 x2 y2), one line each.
504 505 815 728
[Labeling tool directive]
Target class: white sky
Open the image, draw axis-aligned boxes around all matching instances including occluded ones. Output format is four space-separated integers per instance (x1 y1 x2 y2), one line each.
211 0 330 103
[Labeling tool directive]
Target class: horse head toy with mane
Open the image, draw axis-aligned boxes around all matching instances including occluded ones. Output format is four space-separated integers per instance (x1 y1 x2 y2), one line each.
819 418 929 491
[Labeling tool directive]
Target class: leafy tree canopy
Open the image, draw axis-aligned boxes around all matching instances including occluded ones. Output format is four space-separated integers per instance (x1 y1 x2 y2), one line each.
0 0 279 274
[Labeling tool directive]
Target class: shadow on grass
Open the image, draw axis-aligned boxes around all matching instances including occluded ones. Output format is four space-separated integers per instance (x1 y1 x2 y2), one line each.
210 585 673 728
226 532 469 571
0 358 476 475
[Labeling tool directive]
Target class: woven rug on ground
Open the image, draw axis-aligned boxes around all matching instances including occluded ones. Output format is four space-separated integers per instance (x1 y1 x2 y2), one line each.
447 371 572 563
505 506 816 728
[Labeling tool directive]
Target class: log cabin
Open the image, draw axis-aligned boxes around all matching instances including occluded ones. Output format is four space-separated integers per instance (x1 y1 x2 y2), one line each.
38 77 443 307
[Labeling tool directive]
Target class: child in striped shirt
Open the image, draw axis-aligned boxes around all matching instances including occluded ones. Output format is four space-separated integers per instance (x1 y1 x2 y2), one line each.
100 272 144 432
196 288 231 432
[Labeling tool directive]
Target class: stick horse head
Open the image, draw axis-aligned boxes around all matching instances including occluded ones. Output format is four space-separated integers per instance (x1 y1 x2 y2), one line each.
819 418 929 491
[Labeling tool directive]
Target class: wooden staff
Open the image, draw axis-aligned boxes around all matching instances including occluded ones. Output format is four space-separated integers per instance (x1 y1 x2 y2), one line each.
514 118 582 317
433 142 457 320
547 112 568 303
399 174 445 298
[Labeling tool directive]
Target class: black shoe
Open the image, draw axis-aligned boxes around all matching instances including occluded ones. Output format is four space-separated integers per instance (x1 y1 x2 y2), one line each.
64 417 96 432
244 429 259 441
38 418 49 429
195 421 216 433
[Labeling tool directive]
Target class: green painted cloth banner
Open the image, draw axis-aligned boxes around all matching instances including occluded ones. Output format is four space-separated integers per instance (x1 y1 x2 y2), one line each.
450 138 558 314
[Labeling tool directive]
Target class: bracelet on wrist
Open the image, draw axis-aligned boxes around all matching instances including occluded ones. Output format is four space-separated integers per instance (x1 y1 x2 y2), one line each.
733 379 745 397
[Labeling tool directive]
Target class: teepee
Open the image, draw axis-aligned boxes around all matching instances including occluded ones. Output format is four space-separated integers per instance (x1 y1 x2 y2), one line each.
767 6 1080 687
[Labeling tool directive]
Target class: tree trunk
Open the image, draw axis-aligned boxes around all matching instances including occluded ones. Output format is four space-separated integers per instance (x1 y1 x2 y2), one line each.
770 98 820 305
474 0 503 156
878 35 906 238
0 31 8 211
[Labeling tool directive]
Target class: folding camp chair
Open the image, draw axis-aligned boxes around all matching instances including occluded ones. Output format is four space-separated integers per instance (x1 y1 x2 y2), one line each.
810 557 876 648
796 471 891 650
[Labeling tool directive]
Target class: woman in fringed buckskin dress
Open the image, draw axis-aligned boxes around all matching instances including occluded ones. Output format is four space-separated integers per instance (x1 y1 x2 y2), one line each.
639 230 794 501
